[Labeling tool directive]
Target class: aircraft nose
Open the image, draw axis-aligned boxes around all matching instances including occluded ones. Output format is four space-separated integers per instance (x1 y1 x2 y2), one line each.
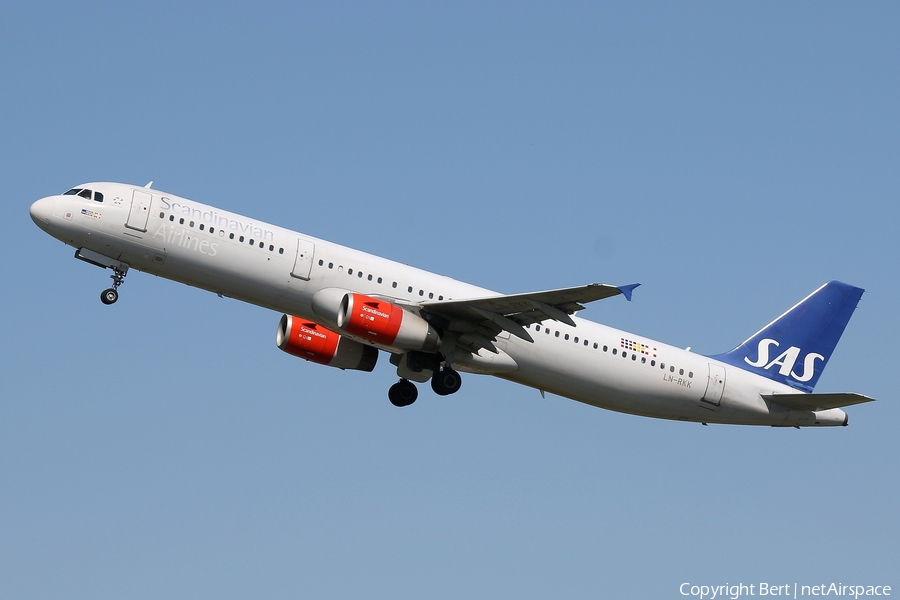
30 196 55 230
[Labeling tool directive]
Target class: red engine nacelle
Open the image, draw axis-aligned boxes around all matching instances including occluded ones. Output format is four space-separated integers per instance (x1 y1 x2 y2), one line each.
335 292 441 352
276 315 378 371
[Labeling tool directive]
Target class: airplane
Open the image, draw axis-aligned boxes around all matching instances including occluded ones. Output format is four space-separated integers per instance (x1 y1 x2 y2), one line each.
29 182 874 427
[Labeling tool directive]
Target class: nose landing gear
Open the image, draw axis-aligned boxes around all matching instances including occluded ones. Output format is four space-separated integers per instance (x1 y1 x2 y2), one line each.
100 265 128 305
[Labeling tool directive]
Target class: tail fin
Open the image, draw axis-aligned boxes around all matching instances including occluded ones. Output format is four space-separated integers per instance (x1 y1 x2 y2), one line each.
710 281 864 392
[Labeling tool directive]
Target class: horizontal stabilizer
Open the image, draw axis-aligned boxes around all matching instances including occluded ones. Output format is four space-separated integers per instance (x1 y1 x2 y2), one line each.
762 392 875 411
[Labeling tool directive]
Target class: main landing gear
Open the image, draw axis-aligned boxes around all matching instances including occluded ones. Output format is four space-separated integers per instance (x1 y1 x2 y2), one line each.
100 265 128 305
388 379 419 407
431 367 462 396
387 366 463 407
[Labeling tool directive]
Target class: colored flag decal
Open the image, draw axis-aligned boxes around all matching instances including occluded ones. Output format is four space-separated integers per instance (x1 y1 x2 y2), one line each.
621 338 656 357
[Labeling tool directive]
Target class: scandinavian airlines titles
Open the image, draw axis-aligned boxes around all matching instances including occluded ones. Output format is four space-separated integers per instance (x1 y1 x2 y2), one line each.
744 338 824 383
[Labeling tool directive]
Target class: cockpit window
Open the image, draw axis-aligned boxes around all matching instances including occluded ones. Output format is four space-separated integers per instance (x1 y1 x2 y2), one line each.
63 188 103 201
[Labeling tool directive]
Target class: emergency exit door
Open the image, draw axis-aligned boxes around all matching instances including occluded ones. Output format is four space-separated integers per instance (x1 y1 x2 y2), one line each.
291 237 316 280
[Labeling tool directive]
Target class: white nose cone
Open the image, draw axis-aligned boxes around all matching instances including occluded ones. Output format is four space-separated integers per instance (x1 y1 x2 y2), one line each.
30 196 55 230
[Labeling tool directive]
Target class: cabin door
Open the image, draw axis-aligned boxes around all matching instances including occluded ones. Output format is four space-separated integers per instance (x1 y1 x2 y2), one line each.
126 190 152 232
702 363 726 406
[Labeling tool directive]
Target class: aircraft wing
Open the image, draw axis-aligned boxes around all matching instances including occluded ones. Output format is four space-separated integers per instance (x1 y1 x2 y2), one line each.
420 283 639 355
761 392 875 411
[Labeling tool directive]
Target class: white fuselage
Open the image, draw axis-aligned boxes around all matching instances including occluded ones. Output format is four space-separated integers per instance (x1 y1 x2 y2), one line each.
30 182 849 427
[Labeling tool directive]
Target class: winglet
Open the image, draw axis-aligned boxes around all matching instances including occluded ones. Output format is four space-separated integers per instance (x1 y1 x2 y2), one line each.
617 283 640 302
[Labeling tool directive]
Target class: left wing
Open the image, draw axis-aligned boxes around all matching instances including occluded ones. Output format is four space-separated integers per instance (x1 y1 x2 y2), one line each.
419 283 639 355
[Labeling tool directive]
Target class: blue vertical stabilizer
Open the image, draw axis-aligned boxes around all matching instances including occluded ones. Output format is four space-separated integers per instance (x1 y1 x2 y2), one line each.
710 281 864 392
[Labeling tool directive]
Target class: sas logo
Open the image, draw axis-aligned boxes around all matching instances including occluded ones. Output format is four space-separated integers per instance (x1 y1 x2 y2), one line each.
744 338 823 382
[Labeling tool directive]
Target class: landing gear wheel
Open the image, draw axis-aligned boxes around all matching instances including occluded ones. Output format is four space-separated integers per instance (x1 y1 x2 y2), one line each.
431 367 462 396
100 288 119 305
388 379 418 407
99 264 128 306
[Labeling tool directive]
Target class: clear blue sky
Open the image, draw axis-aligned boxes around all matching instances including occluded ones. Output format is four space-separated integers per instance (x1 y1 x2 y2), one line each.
2 2 897 598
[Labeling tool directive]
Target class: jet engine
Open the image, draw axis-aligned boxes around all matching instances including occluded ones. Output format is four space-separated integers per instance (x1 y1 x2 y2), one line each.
276 314 378 371
312 289 441 353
